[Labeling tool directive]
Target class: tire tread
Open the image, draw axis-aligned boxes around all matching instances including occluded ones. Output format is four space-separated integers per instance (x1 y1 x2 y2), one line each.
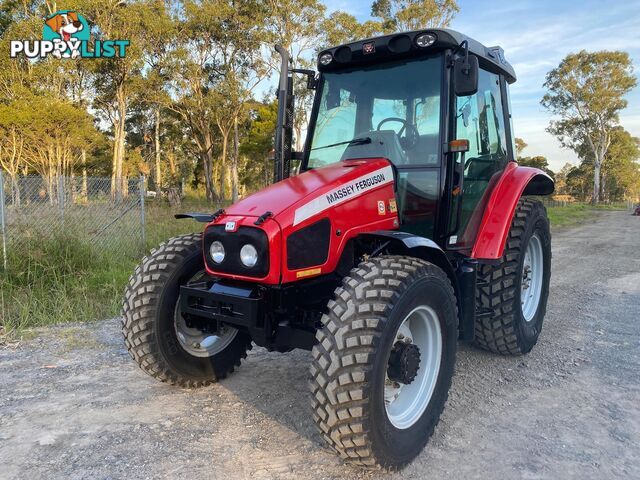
121 233 251 387
310 255 456 468
473 198 549 355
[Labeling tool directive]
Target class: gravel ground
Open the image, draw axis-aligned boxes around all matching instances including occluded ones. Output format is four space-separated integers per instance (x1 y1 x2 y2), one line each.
1 210 639 480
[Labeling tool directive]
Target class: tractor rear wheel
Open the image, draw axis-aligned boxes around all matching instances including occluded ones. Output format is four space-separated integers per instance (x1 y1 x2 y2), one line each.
310 256 457 469
122 233 252 387
474 198 551 355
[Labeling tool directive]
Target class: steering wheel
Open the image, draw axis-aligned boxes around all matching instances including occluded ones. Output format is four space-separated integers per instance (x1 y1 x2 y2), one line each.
376 117 420 150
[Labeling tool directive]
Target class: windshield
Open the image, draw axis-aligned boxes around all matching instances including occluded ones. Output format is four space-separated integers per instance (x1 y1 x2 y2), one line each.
307 55 443 168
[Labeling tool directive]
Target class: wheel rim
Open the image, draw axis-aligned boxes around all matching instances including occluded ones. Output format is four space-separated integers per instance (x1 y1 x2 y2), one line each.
173 272 238 358
384 305 442 430
521 233 544 322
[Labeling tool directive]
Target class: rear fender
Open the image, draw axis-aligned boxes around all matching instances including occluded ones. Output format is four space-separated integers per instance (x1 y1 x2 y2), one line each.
471 163 554 260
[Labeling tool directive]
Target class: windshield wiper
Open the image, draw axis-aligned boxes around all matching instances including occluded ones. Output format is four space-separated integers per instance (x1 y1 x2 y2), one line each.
311 136 371 151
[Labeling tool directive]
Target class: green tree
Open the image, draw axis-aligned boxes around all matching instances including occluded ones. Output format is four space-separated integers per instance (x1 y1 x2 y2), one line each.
0 1 104 204
541 50 637 203
371 0 458 33
518 155 554 178
165 2 223 202
75 0 173 200
565 163 591 200
603 128 640 201
11 95 98 202
241 100 278 188
267 0 326 152
553 162 575 196
165 0 270 203
515 137 527 157
0 0 40 36
133 0 176 192
576 126 640 201
0 101 28 205
321 11 381 46
268 0 325 61
212 0 270 202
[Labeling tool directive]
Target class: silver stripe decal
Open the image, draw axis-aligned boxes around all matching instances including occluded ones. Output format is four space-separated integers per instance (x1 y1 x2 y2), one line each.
293 165 394 226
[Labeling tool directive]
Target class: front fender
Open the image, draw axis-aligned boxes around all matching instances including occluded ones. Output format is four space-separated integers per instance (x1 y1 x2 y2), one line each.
471 162 554 260
360 231 452 275
360 230 459 303
359 230 480 341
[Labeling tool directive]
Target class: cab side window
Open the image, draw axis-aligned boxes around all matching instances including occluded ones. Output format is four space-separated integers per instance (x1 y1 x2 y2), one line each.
452 69 508 246
456 70 507 172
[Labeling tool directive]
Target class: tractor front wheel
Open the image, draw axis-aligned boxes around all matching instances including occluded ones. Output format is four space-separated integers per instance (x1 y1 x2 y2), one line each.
310 256 457 469
474 198 551 355
122 233 252 387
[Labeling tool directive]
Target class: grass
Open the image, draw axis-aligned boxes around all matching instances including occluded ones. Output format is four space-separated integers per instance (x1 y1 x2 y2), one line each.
546 203 594 228
0 200 211 338
546 201 628 228
0 230 132 336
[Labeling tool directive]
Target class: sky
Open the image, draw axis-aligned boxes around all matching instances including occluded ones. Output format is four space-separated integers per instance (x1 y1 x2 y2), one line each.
323 0 640 170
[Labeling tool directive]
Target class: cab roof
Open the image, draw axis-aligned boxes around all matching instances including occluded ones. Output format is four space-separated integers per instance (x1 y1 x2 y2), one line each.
317 28 516 84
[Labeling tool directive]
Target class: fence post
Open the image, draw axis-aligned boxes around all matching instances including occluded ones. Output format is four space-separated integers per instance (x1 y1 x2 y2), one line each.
0 171 7 271
58 175 65 220
140 175 146 255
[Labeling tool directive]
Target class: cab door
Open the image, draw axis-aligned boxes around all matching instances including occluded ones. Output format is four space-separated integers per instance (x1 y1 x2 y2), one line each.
448 68 511 249
384 93 444 240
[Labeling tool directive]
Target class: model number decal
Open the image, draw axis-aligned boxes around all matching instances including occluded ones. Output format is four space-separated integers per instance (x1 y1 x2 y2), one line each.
293 166 394 226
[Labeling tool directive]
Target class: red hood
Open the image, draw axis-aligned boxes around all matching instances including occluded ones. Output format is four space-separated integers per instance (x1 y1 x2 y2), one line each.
207 157 397 285
225 159 392 218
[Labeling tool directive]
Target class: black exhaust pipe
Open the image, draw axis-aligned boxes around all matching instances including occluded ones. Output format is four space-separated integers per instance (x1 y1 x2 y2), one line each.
273 45 294 183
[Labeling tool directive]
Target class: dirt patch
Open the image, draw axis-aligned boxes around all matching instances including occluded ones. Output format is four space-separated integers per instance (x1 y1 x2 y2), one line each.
1 211 639 479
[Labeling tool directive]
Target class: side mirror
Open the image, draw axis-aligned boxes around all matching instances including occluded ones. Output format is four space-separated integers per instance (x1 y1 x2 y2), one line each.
454 55 479 97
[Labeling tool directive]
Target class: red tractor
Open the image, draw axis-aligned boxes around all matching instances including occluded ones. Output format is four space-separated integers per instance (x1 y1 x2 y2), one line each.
123 28 554 469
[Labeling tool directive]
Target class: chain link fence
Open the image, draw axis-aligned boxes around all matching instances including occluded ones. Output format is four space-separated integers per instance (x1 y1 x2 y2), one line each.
539 197 637 210
0 172 146 271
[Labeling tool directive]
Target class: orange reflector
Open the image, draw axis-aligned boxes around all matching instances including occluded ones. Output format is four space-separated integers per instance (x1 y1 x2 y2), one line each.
449 139 470 153
296 267 321 279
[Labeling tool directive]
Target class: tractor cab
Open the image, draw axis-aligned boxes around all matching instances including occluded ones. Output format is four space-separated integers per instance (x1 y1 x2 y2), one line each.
277 29 519 252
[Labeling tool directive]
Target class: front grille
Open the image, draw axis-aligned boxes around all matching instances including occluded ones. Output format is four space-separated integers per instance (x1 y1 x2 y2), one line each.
204 225 269 278
287 218 331 270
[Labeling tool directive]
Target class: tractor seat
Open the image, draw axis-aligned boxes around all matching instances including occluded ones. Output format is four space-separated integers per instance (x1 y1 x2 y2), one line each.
340 130 407 165
466 157 494 179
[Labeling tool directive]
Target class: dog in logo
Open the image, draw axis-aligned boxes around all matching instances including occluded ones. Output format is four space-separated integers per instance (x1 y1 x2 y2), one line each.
45 11 84 58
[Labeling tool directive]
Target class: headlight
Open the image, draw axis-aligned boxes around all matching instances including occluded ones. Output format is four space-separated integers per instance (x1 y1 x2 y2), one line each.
240 244 258 268
210 241 225 263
